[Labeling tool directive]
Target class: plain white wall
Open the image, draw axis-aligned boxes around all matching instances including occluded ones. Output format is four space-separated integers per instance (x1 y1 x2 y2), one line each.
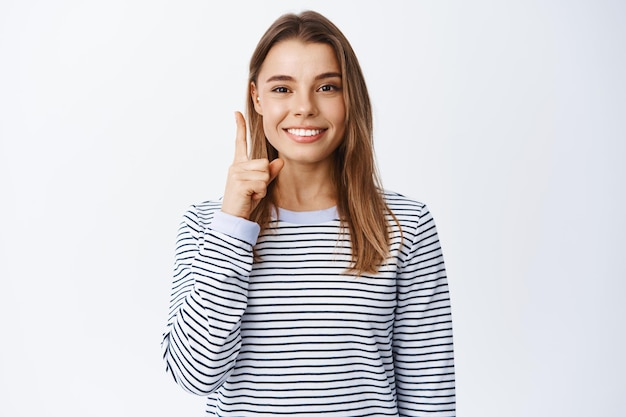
1 1 624 416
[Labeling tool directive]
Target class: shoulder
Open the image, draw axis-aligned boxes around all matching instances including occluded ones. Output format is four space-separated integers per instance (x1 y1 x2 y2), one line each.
181 198 223 229
383 190 428 218
382 190 436 237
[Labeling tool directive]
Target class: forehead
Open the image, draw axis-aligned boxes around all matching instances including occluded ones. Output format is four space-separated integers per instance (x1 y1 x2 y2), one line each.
258 39 341 81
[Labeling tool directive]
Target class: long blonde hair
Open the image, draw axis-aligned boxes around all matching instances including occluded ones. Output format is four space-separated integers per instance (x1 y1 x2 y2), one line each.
247 11 393 275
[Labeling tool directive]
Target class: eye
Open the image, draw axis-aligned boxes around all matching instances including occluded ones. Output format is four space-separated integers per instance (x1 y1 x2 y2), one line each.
271 86 290 93
318 84 337 92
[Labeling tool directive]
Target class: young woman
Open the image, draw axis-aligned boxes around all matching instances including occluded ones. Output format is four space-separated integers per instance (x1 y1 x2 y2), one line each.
162 10 455 416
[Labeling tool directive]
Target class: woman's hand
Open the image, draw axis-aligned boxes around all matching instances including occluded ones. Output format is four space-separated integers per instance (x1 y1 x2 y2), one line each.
220 112 284 220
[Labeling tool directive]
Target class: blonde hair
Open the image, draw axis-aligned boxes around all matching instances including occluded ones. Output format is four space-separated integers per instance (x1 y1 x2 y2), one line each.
246 11 394 275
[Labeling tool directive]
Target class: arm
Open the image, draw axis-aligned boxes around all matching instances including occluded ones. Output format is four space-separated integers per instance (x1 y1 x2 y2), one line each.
161 206 259 395
394 205 456 416
162 112 280 395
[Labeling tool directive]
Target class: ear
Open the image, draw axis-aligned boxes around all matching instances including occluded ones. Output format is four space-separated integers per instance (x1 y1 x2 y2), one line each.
251 82 263 115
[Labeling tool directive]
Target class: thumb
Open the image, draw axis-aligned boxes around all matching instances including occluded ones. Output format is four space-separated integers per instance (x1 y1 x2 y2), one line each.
268 158 284 184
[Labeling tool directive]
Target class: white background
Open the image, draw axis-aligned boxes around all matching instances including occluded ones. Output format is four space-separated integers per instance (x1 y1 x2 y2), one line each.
1 1 624 416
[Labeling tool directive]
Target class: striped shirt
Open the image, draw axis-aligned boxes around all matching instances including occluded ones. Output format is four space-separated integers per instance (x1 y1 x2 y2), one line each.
162 191 455 416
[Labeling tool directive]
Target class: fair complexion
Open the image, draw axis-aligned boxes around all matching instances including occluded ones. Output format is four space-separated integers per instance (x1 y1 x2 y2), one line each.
221 39 346 218
220 111 284 220
252 39 346 211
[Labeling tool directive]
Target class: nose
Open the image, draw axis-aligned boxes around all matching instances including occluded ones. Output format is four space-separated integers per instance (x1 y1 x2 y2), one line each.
292 91 317 117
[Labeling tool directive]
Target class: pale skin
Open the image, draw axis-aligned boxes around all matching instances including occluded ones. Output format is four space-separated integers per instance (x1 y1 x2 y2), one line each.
220 111 284 219
221 40 347 219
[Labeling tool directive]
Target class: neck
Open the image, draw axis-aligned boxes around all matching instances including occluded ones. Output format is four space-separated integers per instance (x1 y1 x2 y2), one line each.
273 161 337 211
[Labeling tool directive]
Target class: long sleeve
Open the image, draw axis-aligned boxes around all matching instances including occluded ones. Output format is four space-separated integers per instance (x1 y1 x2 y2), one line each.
161 204 259 395
393 205 456 416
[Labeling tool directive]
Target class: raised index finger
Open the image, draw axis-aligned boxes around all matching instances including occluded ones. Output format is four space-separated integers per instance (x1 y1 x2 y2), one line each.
233 111 249 162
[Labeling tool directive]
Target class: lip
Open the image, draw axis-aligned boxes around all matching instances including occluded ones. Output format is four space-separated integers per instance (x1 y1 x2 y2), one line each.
283 127 327 144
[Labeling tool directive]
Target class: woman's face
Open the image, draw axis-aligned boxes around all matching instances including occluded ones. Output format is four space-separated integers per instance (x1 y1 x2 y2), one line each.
252 39 346 169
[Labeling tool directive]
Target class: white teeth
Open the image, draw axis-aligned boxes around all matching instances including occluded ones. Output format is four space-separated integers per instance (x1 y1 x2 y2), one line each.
287 128 323 137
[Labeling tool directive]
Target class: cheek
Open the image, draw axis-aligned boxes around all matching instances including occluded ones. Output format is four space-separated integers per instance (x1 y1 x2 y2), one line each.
325 99 346 123
260 103 284 128
330 102 346 131
261 112 283 147
261 112 277 133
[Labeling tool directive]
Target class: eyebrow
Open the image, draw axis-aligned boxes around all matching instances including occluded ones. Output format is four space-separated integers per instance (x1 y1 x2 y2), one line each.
265 72 342 83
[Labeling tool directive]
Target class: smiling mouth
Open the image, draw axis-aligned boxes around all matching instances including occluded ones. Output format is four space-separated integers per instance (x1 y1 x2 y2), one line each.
285 128 326 137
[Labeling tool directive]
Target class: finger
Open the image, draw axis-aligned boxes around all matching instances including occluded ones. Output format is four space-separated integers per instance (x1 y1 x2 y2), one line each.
268 158 284 184
250 180 269 201
228 165 270 183
233 111 249 162
229 158 270 176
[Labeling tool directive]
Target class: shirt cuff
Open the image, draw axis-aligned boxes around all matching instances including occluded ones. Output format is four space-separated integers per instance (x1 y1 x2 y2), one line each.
211 211 261 246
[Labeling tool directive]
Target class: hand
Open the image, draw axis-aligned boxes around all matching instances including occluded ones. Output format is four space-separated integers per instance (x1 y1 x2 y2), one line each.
220 112 284 220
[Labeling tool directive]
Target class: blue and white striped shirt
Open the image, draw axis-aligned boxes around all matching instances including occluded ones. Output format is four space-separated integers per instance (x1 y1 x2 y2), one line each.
162 191 455 416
